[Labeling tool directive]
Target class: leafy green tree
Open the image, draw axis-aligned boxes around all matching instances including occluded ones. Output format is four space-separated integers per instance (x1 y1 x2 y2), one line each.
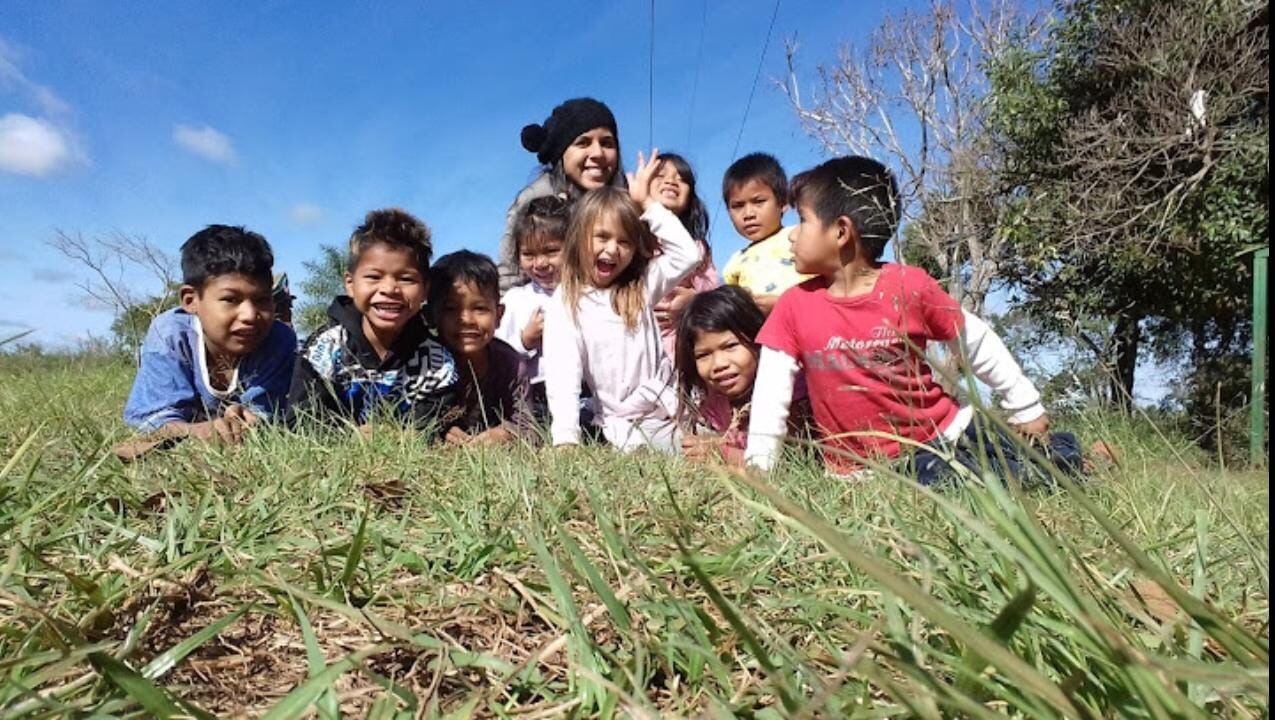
989 0 1267 427
297 244 346 334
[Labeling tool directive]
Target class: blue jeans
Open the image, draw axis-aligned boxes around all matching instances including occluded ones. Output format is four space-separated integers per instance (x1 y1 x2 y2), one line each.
908 418 1084 488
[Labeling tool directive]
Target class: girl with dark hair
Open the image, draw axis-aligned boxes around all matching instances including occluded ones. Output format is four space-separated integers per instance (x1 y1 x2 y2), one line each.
496 97 628 291
650 152 721 359
674 285 808 466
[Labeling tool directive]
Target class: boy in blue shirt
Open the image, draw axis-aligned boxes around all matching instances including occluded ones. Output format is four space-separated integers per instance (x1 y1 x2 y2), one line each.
119 225 296 456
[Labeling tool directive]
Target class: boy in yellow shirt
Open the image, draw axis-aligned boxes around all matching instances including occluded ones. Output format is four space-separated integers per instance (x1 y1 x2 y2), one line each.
720 152 812 315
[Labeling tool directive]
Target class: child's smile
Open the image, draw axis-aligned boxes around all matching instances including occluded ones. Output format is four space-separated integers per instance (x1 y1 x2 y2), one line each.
518 236 564 291
437 279 500 361
345 243 427 343
588 213 634 288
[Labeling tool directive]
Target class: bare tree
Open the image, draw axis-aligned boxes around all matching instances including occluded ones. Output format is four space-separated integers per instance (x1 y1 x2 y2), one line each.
48 230 178 358
781 0 1043 314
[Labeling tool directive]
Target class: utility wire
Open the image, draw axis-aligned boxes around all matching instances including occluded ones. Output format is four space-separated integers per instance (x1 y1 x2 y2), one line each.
729 0 781 161
685 0 708 150
649 0 656 148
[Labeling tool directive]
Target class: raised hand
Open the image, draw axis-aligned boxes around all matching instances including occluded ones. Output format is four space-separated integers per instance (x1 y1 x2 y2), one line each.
625 148 661 208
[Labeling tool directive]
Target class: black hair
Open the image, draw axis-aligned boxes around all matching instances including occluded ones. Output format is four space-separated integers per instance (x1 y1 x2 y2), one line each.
721 152 788 205
428 250 501 310
675 285 766 406
348 207 432 275
656 152 710 242
789 156 901 261
513 195 570 255
180 224 274 290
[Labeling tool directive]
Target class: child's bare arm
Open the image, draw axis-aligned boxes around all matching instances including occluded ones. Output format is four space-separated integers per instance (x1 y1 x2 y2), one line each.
751 293 781 316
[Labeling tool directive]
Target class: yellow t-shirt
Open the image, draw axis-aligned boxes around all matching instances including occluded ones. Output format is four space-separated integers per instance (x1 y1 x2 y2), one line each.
721 227 812 296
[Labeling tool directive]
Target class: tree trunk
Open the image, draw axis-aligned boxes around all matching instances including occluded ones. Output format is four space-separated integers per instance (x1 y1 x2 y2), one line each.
1110 314 1142 410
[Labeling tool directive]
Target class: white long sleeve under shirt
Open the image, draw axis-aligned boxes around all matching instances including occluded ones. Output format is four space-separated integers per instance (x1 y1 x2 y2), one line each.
543 202 701 448
745 310 1046 471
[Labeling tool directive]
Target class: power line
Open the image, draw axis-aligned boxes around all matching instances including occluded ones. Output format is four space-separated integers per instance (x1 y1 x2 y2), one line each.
685 0 708 150
729 0 781 162
649 0 656 149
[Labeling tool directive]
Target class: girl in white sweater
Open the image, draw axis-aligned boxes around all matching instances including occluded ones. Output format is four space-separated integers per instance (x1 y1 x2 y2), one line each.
543 150 702 452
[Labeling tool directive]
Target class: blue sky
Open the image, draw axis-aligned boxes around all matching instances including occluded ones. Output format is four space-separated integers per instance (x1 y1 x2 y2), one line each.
1 1 912 348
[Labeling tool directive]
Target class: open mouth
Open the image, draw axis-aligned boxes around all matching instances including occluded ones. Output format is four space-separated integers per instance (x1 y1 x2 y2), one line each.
659 186 680 199
230 328 259 344
595 258 618 281
581 166 608 183
370 302 406 322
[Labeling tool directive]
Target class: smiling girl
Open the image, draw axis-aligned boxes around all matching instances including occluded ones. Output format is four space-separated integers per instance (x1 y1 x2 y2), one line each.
674 285 809 466
542 149 701 452
649 152 721 359
497 98 626 291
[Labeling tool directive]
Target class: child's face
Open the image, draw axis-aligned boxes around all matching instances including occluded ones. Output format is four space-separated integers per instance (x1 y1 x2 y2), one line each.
344 243 427 338
654 161 691 216
562 127 618 191
518 234 565 291
588 211 635 289
436 279 501 361
790 201 847 275
693 329 758 402
726 178 785 244
181 273 275 359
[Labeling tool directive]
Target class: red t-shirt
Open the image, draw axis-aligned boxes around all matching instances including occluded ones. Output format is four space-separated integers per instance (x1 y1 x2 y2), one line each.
756 263 964 472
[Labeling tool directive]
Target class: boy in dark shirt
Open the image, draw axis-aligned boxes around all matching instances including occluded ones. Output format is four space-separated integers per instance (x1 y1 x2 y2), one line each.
289 208 459 433
430 250 534 445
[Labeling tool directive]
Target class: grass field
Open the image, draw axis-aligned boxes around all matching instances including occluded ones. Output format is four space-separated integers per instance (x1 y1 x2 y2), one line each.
0 353 1268 718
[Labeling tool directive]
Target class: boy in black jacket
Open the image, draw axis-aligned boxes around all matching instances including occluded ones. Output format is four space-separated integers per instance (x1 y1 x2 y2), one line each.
289 208 460 433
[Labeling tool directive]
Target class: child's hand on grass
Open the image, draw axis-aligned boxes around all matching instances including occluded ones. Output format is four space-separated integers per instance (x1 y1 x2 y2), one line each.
681 433 723 462
626 149 661 208
1011 413 1050 441
445 426 474 445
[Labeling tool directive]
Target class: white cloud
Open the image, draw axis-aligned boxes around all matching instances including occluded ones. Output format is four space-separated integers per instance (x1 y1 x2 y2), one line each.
0 38 70 116
289 202 323 224
0 113 72 176
173 124 236 164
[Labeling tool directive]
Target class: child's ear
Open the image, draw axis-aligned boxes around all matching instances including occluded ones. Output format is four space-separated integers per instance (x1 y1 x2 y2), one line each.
178 284 199 311
835 216 858 250
496 302 506 326
343 272 354 297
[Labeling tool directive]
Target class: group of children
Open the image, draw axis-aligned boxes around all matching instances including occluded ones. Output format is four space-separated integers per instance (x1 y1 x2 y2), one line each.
120 96 1093 484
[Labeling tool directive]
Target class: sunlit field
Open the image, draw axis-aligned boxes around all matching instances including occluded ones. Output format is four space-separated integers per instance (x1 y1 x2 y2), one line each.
0 353 1267 718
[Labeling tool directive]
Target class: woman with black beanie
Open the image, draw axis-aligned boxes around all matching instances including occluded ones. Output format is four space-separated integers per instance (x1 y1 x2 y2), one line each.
497 97 627 291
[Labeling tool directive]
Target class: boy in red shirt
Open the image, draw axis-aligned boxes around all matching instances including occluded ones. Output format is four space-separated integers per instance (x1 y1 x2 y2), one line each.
745 156 1084 483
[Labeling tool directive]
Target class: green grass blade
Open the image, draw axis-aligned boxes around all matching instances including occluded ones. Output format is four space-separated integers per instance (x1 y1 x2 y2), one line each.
89 651 217 720
287 593 340 720
141 603 253 680
258 645 386 720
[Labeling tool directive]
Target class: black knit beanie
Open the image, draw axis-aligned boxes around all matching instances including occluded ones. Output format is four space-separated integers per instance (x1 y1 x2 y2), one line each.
520 97 618 166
